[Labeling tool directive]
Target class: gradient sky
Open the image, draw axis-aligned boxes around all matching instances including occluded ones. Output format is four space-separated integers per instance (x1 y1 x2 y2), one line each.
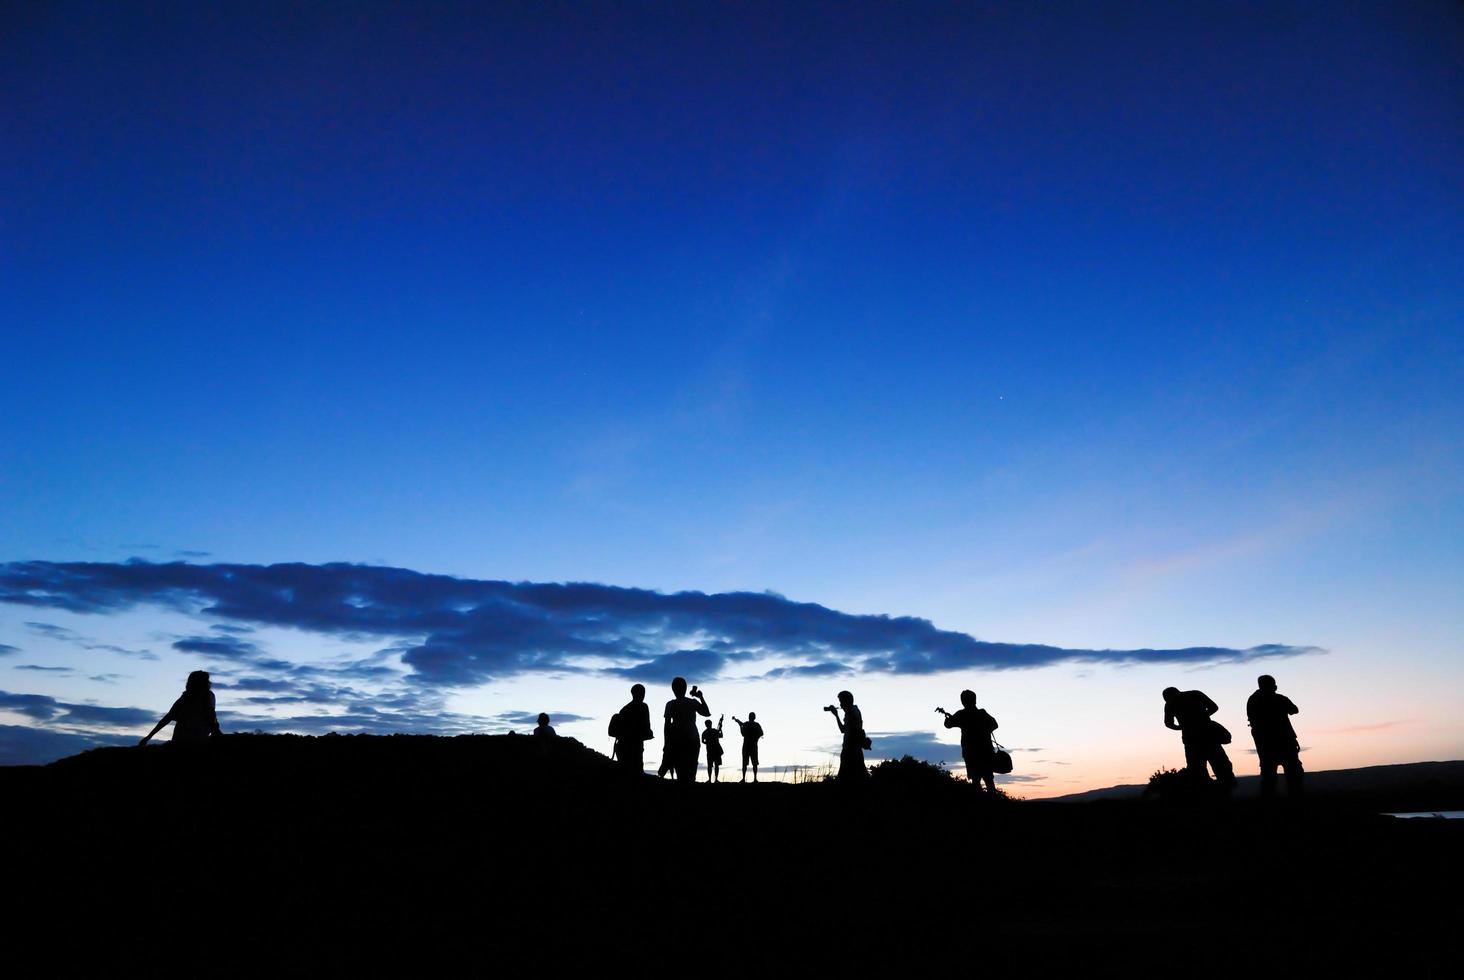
3 2 1461 794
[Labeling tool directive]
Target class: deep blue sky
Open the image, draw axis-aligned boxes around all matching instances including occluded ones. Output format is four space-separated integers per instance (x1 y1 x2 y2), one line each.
2 2 1461 784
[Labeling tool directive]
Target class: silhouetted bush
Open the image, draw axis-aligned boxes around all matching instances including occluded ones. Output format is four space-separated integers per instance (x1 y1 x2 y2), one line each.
1143 765 1214 803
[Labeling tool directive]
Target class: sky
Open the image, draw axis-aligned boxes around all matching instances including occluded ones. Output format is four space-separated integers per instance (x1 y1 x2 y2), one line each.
2 1 1461 794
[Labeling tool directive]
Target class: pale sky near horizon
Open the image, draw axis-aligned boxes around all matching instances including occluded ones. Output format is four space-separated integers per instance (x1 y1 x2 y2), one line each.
3 3 1462 793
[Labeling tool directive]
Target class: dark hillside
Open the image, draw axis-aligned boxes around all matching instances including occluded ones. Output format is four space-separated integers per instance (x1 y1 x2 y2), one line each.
3 734 1458 971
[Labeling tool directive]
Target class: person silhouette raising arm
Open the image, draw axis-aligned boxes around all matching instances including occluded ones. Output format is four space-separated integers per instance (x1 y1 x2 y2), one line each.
140 670 222 746
733 713 764 782
664 677 711 782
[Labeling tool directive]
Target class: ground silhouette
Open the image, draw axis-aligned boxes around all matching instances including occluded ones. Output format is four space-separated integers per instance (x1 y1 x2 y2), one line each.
1 733 1458 971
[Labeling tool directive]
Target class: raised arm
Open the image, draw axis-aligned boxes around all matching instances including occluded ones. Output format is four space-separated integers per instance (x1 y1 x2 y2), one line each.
139 708 174 746
942 712 958 730
1200 693 1219 716
1283 696 1299 715
694 690 710 717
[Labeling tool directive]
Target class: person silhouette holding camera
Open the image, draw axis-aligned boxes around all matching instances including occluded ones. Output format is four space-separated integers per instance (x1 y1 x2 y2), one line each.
826 690 868 781
1247 674 1304 797
936 690 999 793
664 676 710 782
702 717 725 782
1163 686 1236 792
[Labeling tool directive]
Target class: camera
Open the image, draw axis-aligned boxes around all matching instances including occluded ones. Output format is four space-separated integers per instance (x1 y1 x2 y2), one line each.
823 704 839 713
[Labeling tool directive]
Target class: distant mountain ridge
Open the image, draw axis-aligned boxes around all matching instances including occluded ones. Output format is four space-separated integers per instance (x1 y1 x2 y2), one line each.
1045 760 1464 804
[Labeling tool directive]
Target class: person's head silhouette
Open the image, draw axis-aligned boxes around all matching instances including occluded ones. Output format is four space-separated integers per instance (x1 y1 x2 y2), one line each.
960 689 976 709
837 690 853 709
537 712 550 727
185 670 211 695
671 677 688 698
631 683 646 702
748 711 756 721
1258 674 1277 692
704 719 713 730
1162 686 1180 703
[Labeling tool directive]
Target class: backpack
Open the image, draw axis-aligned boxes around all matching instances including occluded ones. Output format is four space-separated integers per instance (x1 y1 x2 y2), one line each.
1208 720 1233 745
607 713 622 740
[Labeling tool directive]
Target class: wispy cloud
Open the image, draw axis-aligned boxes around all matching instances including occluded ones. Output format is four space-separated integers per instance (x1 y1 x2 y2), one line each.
0 689 154 728
0 560 1322 687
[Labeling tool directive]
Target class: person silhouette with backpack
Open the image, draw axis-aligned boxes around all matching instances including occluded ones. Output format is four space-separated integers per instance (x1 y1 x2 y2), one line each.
702 717 725 782
825 690 868 781
609 683 654 776
1247 674 1304 797
936 690 999 793
733 713 764 782
1163 686 1236 792
139 670 222 746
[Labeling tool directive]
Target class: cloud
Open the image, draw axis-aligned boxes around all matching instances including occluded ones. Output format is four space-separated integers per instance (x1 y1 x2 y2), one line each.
607 649 745 682
14 665 73 673
0 560 1323 686
175 550 212 558
854 730 965 765
0 644 19 656
0 724 133 766
496 710 591 726
759 662 853 679
22 620 157 660
172 635 259 661
0 689 154 728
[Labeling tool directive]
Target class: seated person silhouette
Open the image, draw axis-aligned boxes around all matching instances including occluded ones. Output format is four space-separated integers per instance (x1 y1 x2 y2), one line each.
1246 674 1304 797
1162 686 1236 791
533 712 557 756
664 677 711 782
140 670 222 746
936 690 999 793
826 690 868 781
733 713 764 782
702 718 725 782
611 683 654 776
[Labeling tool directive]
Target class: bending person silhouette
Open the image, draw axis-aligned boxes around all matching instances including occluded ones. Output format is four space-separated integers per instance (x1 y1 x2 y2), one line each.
702 717 725 782
664 677 711 782
826 690 868 781
1162 687 1236 792
139 670 222 745
1247 674 1304 797
733 713 764 782
611 683 654 777
936 690 999 793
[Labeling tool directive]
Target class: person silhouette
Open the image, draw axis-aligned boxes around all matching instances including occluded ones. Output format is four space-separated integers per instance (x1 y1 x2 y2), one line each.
826 690 868 781
1247 674 1304 797
936 690 999 793
733 712 764 782
702 717 725 782
533 712 557 757
664 677 711 782
1162 687 1236 792
139 670 222 745
611 683 654 776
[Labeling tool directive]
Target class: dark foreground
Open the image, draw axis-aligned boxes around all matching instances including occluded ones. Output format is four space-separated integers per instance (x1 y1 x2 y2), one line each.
4 734 1459 972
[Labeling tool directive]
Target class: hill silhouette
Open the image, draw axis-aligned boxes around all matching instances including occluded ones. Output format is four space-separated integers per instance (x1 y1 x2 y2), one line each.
1047 759 1464 808
3 733 1459 970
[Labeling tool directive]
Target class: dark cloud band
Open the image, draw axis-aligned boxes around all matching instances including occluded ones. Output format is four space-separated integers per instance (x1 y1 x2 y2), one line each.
0 559 1321 685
